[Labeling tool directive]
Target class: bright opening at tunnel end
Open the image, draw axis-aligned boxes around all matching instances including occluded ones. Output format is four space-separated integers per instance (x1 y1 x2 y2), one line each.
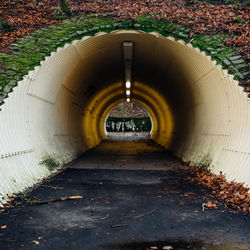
105 101 152 139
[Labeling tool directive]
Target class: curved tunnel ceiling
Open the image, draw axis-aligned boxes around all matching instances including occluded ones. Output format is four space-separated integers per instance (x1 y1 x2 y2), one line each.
0 30 249 204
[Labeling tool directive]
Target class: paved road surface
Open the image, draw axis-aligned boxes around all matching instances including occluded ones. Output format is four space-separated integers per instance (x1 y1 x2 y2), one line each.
0 138 249 249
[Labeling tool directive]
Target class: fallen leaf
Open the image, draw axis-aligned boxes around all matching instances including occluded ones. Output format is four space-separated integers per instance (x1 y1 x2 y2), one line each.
184 192 195 196
33 240 39 245
163 246 174 250
185 164 250 213
206 201 217 208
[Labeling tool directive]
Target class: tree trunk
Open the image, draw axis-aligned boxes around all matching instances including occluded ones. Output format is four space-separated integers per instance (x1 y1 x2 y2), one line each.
59 0 72 17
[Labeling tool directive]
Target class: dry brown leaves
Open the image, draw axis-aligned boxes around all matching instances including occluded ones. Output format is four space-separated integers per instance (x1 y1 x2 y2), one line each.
70 0 250 59
0 0 60 52
186 165 250 213
205 201 218 208
0 0 249 58
109 102 149 118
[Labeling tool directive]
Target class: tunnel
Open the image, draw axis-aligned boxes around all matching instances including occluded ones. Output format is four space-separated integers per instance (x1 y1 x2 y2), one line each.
0 30 249 205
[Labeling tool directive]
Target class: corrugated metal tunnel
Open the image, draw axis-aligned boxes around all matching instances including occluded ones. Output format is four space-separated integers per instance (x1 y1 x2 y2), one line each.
0 30 249 204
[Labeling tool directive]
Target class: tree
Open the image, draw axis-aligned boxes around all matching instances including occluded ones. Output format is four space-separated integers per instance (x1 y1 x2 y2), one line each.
0 17 14 33
59 0 72 17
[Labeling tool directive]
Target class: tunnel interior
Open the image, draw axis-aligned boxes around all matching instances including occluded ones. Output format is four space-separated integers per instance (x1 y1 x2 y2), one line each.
0 30 249 203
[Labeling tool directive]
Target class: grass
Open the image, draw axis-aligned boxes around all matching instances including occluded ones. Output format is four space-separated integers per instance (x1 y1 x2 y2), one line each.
0 15 248 105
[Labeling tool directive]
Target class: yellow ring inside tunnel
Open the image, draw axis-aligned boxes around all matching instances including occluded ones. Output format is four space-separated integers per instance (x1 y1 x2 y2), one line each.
83 80 174 149
0 30 249 203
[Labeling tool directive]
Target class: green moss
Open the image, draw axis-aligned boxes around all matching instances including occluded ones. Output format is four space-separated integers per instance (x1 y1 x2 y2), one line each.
199 153 213 170
136 14 158 26
0 16 248 106
40 157 59 172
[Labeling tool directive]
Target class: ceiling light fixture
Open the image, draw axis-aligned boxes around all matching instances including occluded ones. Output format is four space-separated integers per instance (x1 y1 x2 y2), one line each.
123 41 133 102
126 81 131 88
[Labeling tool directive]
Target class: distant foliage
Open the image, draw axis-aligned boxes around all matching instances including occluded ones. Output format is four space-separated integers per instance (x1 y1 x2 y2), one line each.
107 102 151 132
106 117 152 132
109 102 149 118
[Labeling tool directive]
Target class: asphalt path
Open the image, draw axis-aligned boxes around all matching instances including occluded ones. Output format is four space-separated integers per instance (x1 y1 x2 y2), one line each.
0 138 249 250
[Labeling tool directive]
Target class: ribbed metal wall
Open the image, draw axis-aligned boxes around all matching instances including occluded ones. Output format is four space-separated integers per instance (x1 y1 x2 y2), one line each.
0 31 249 206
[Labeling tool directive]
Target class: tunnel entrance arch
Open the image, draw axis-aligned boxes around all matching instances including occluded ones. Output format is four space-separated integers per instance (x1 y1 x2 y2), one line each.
0 30 249 205
104 101 153 138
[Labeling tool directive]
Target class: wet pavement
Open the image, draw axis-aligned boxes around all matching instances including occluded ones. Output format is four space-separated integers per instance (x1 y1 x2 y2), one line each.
0 138 249 250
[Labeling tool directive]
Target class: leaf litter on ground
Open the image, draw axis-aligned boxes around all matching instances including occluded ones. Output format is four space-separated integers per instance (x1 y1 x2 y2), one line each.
185 164 250 213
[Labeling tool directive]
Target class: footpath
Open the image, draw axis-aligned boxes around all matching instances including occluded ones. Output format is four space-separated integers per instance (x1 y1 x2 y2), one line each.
0 138 249 249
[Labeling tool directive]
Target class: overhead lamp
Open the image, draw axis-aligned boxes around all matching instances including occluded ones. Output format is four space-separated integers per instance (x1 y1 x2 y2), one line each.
126 90 130 96
126 81 131 88
123 42 133 101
